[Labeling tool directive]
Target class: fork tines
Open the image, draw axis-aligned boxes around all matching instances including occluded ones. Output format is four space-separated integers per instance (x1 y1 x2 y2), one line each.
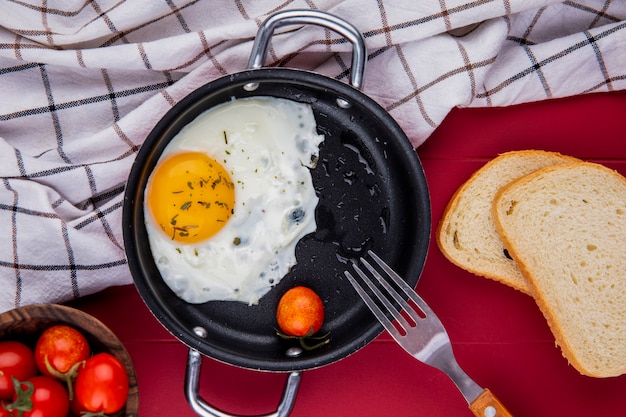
344 250 429 338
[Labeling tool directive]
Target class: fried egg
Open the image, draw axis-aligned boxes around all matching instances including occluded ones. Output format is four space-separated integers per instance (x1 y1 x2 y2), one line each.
144 96 324 305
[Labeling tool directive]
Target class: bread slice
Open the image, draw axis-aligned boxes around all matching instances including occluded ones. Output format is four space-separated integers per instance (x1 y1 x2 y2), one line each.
493 162 626 377
436 150 579 294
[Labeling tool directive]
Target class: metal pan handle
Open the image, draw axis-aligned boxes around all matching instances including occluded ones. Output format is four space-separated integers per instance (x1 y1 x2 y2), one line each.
185 327 302 417
247 9 367 90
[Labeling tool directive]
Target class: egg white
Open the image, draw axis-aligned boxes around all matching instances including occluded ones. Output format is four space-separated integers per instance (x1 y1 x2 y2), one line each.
145 96 324 305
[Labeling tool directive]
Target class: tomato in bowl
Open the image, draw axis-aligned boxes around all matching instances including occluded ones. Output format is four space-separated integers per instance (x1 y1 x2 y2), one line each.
0 304 138 417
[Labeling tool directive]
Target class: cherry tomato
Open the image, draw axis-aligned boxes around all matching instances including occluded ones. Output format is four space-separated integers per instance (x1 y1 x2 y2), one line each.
276 286 325 337
73 353 129 414
0 403 11 417
7 376 69 417
34 325 90 378
0 341 36 400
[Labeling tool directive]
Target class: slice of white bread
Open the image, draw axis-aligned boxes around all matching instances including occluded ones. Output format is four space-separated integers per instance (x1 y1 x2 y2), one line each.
493 162 626 377
436 150 580 294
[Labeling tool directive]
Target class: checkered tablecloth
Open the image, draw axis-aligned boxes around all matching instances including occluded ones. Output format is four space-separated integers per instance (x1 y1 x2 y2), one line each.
0 0 624 312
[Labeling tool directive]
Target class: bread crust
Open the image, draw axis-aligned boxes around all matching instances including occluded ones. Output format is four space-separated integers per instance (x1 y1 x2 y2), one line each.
493 162 626 377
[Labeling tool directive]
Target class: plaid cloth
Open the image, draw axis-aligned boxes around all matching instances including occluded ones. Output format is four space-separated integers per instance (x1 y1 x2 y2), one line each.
0 0 624 312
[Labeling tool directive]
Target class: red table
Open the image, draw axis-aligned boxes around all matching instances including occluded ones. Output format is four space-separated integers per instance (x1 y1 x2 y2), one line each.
71 90 626 417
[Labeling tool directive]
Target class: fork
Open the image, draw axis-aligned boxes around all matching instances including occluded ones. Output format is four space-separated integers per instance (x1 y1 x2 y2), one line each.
345 251 513 417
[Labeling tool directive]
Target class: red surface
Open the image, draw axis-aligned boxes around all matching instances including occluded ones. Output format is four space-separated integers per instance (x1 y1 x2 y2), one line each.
70 90 626 417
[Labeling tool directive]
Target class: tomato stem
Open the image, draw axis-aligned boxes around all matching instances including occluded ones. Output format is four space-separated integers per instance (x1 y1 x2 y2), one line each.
3 377 34 417
43 355 84 401
275 329 330 351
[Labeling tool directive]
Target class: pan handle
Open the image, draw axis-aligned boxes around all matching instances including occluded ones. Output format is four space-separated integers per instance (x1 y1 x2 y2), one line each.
247 9 367 90
185 327 302 417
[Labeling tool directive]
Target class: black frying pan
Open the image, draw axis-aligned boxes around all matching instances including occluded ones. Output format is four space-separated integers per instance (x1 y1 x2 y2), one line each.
123 10 430 416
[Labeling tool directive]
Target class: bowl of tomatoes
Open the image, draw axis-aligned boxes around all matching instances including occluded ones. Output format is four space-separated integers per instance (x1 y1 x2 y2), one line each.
0 303 138 417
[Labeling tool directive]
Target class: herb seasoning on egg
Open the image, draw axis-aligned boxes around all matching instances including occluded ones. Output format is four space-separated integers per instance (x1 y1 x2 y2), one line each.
147 151 236 243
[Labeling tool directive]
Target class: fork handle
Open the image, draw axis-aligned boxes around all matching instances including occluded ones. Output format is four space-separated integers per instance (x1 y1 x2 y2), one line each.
469 389 513 417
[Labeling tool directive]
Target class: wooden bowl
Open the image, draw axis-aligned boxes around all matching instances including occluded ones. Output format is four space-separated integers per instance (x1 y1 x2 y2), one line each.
0 304 138 417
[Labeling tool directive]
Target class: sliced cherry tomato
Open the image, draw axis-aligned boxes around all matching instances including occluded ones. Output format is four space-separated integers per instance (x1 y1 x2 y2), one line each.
276 286 325 337
5 376 69 417
73 353 129 414
0 341 37 400
34 325 90 377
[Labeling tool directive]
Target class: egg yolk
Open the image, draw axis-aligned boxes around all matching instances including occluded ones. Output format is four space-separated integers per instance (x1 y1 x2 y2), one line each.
147 152 235 243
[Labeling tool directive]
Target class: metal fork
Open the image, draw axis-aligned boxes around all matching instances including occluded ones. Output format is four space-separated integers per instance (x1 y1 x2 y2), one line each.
345 251 513 417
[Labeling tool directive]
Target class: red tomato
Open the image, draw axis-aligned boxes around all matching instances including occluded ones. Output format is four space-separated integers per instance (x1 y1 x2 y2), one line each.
34 325 90 377
276 286 325 337
7 376 69 417
73 353 129 414
0 341 36 400
0 403 11 417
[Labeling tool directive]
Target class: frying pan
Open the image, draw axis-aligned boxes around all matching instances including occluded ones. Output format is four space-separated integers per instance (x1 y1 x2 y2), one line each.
123 10 431 417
